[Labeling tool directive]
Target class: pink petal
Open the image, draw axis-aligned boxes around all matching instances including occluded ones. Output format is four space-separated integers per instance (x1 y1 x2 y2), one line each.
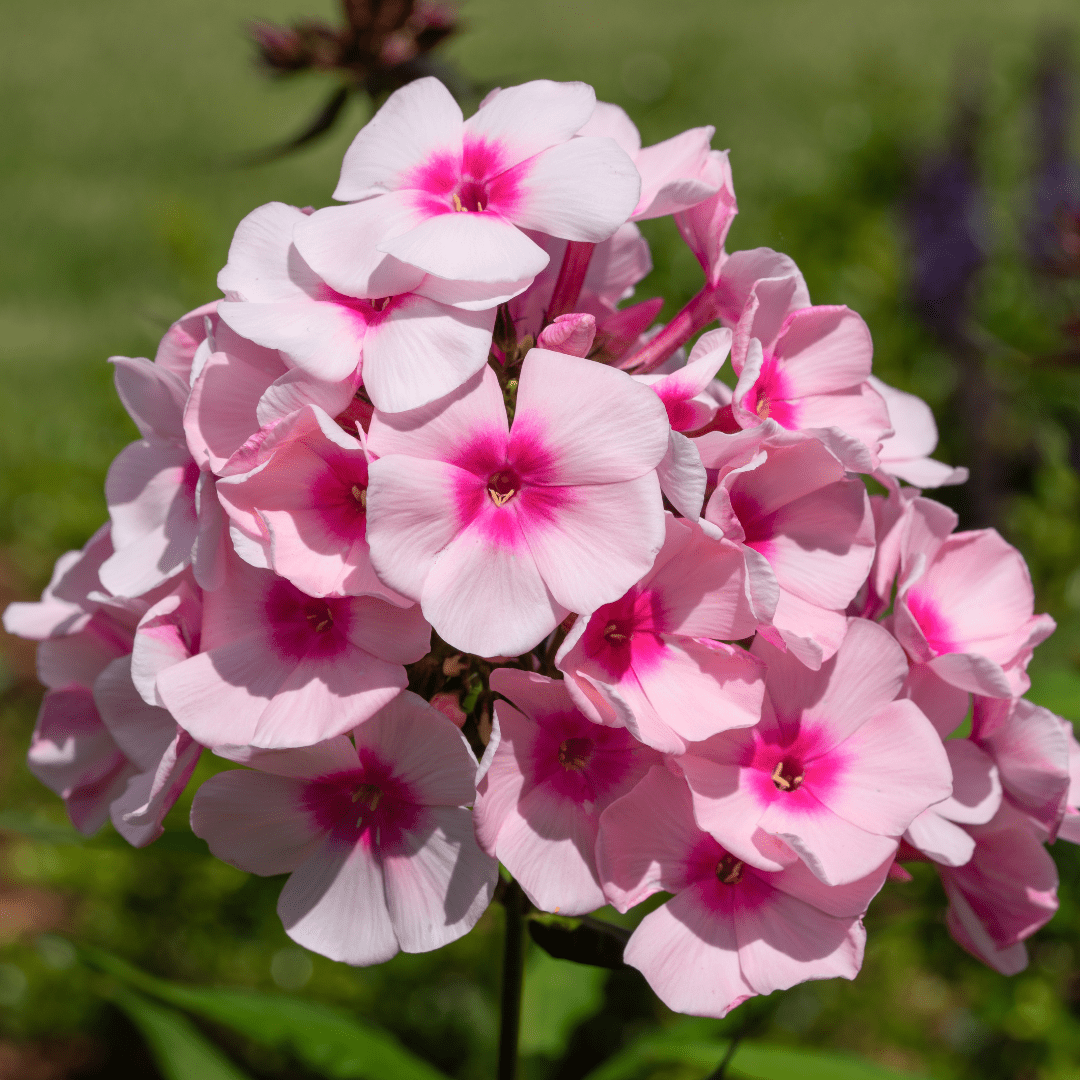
111 730 201 848
382 804 497 952
111 356 188 442
278 843 399 965
656 431 707 520
360 295 496 412
217 201 318 303
464 79 596 166
513 349 669 483
905 809 976 867
378 212 549 284
334 76 465 201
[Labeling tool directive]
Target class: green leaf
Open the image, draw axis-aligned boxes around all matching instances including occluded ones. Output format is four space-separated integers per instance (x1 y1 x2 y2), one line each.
528 915 630 969
82 946 449 1080
580 1024 929 1080
519 944 607 1057
112 988 253 1080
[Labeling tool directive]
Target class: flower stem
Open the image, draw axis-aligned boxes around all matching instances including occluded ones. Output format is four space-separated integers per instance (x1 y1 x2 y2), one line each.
497 879 526 1080
545 241 597 323
622 284 721 374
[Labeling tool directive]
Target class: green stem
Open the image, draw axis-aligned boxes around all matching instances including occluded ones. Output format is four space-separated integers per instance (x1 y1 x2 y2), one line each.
497 880 526 1080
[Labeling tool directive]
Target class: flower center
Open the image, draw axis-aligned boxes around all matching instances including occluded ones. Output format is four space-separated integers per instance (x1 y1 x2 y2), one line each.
602 621 630 643
305 603 335 633
756 394 771 419
351 484 367 510
715 854 745 885
771 759 804 792
487 469 518 507
558 737 593 771
351 782 383 825
451 180 488 213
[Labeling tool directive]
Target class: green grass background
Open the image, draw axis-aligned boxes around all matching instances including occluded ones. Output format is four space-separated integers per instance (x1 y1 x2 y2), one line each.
5 1 1080 1077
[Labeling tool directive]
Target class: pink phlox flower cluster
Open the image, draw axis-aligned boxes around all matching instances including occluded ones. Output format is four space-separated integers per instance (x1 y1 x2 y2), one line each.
5 75 1073 1015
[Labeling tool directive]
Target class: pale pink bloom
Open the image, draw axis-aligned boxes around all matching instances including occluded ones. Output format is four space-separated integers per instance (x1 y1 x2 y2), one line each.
939 806 1058 975
971 695 1071 840
904 740 1002 866
507 224 652 347
714 248 809 342
28 687 136 835
577 102 719 220
891 497 1055 697
183 320 357 478
473 669 659 915
634 328 730 435
536 313 596 357
697 423 875 668
293 78 640 303
191 693 497 965
156 552 429 749
1056 730 1080 844
727 305 891 468
93 655 201 847
868 377 968 488
898 661 970 738
365 350 669 656
216 405 406 604
3 524 112 640
218 202 497 412
556 514 764 754
680 619 952 885
597 765 885 1017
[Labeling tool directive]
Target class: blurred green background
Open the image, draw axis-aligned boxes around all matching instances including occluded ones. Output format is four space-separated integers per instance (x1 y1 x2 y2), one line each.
6 0 1080 1077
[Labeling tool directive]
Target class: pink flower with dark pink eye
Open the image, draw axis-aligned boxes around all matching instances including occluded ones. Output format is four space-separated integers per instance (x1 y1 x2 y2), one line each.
293 78 640 305
365 350 670 657
727 305 891 467
556 514 764 754
890 496 1056 697
217 405 406 604
938 805 1058 975
697 423 874 669
156 551 430 750
680 619 952 886
473 669 660 915
191 692 497 966
218 202 498 413
597 765 886 1018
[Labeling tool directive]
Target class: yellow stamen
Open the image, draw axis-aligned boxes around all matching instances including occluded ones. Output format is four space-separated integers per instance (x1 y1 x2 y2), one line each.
771 760 803 791
603 622 629 642
352 484 367 509
716 858 744 885
488 486 515 506
451 193 466 213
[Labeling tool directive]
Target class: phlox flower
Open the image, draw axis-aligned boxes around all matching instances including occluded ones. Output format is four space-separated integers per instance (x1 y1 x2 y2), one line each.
680 619 952 886
728 303 891 469
890 496 1055 697
473 669 659 915
191 692 497 966
365 350 670 656
938 805 1058 975
556 513 765 755
293 78 640 305
218 202 497 412
597 765 886 1018
156 551 429 749
216 404 406 603
696 423 875 668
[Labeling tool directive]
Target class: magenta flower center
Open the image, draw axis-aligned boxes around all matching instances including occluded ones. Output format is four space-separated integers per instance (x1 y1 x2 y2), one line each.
715 854 745 885
305 602 335 633
558 737 593 771
451 180 489 214
487 469 519 507
351 483 367 510
603 620 631 644
771 758 804 792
